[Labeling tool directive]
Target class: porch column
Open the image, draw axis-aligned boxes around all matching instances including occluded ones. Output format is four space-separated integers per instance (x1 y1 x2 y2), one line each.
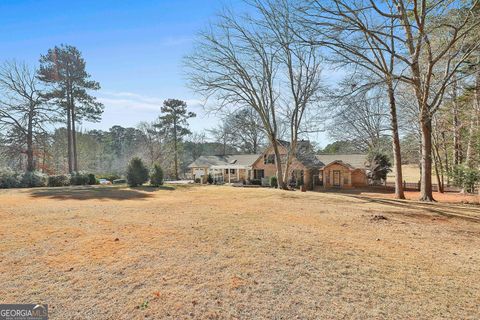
237 168 240 181
330 170 334 187
348 171 352 187
228 168 231 183
323 170 326 188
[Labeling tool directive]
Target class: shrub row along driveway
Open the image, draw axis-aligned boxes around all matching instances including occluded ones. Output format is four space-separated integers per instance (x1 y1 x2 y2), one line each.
0 185 479 319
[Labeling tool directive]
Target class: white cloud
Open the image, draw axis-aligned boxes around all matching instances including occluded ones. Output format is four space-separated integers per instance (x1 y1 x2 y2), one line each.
97 91 205 113
86 91 212 132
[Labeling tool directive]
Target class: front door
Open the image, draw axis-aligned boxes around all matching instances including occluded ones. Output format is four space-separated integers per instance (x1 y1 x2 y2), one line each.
333 170 341 187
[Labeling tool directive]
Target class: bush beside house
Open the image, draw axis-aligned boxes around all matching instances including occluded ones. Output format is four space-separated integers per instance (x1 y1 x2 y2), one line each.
269 176 278 188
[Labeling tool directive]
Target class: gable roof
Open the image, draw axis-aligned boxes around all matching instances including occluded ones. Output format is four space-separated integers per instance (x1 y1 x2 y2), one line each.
252 139 326 170
316 154 368 169
225 154 261 166
188 154 261 168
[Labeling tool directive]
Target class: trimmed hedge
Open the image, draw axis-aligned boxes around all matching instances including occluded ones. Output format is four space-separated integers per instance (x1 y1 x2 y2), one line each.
70 172 90 185
0 168 22 188
48 174 71 187
0 169 47 188
21 171 47 188
249 179 261 186
0 170 98 189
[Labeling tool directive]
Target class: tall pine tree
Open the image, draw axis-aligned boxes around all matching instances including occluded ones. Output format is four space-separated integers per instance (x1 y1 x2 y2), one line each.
38 44 103 172
154 99 195 180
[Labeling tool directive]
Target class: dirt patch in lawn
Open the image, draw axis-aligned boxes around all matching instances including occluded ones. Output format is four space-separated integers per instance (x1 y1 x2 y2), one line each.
1 185 479 319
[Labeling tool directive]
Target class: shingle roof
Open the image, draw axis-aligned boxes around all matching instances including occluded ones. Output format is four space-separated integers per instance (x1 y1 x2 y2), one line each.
316 154 369 169
188 154 261 168
225 154 261 166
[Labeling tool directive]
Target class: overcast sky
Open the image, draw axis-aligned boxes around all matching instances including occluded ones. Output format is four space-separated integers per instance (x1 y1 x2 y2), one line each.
0 0 335 147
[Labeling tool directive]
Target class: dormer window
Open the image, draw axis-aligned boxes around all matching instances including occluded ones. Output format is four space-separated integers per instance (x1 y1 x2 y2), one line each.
264 154 275 164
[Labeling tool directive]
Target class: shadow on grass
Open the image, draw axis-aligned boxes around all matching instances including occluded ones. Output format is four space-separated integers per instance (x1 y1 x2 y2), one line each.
348 194 480 223
29 185 155 201
133 185 175 192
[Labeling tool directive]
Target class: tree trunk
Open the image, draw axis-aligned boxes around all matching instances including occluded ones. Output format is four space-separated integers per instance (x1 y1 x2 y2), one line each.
419 117 435 201
476 65 480 195
464 119 474 168
440 131 450 185
271 139 286 189
387 81 405 199
26 108 34 172
173 118 179 180
282 139 297 191
432 141 444 193
71 103 78 172
452 77 461 166
66 104 73 173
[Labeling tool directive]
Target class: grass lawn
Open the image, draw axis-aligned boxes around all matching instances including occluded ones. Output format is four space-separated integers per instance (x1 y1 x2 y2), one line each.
387 164 422 183
1 185 479 319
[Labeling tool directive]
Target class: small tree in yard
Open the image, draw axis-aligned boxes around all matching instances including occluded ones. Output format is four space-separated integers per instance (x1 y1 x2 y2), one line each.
150 164 164 187
369 154 392 184
126 157 149 187
270 176 278 188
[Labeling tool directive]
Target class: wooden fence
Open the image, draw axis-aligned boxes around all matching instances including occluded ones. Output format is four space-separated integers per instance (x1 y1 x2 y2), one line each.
384 181 461 192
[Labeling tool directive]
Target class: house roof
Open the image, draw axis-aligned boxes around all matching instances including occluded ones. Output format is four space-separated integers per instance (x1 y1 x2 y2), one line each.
316 154 369 169
188 154 261 168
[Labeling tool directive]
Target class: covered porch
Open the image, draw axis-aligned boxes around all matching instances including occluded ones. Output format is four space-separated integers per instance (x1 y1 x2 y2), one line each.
209 164 252 184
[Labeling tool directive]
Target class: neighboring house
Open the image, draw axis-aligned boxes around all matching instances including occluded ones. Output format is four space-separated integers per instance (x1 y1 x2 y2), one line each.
315 154 369 188
188 140 369 189
188 154 261 184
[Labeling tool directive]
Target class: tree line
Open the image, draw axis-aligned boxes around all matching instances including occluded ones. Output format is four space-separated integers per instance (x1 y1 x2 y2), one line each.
1 1 479 199
186 0 480 200
0 44 104 175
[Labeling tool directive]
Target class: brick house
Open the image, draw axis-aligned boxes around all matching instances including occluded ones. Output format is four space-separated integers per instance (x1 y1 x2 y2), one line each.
188 154 261 184
188 140 369 189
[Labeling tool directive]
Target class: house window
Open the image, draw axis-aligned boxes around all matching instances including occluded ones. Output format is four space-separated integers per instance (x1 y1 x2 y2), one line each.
263 154 275 164
230 169 236 174
225 169 228 174
254 169 265 179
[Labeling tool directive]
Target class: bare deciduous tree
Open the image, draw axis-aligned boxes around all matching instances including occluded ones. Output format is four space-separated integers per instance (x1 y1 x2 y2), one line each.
300 0 407 198
0 61 54 172
327 77 390 153
302 0 480 201
187 0 323 189
186 5 288 187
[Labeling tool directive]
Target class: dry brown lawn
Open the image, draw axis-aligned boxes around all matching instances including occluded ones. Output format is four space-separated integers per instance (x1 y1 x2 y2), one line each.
387 164 422 183
1 185 480 319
